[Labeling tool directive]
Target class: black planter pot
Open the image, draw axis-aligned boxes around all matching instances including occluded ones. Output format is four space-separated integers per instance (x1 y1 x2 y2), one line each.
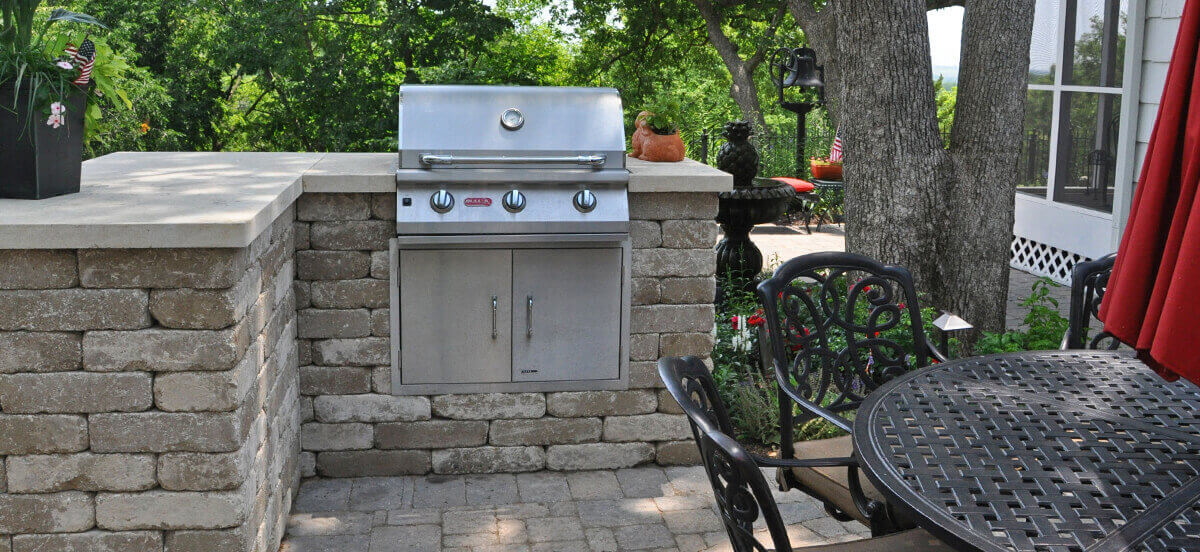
0 81 87 199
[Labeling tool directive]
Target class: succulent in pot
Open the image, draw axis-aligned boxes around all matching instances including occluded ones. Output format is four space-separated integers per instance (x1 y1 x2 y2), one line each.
1 2 132 199
630 98 685 162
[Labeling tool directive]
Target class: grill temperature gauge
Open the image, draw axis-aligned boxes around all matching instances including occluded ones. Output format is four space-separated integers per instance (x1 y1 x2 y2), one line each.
500 108 525 131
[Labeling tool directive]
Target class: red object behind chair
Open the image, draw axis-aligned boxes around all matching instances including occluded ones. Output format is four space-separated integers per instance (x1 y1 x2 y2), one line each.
771 177 815 193
1099 1 1200 384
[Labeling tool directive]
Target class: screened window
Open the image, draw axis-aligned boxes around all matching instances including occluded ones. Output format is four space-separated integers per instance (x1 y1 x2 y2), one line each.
1019 0 1128 213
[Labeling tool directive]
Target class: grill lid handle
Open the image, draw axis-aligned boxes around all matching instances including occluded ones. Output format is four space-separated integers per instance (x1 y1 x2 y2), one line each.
419 154 607 168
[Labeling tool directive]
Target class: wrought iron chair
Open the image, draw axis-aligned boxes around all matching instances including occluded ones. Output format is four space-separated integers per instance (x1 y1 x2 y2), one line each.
754 252 946 534
1061 253 1120 350
659 356 956 551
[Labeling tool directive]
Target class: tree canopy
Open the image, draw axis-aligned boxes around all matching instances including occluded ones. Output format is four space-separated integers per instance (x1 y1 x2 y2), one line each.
71 0 830 156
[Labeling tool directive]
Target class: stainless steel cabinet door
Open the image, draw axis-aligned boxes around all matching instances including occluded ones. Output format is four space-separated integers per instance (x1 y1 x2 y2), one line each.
512 248 622 381
399 249 512 384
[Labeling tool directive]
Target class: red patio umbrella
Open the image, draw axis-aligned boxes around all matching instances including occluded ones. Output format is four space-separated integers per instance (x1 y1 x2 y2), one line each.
1099 0 1200 384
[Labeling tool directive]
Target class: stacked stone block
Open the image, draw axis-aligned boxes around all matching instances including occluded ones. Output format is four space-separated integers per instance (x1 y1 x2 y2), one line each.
0 210 299 552
295 192 717 477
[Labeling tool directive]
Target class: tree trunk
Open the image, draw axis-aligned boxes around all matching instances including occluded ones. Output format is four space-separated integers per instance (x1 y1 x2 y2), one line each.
834 0 951 292
942 0 1036 333
787 0 1033 338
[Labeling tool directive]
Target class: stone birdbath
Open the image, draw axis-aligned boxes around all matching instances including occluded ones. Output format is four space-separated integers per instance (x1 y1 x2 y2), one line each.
713 122 795 296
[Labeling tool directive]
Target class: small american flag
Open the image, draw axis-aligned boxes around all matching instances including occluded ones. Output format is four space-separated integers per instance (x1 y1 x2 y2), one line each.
64 39 95 85
829 129 843 162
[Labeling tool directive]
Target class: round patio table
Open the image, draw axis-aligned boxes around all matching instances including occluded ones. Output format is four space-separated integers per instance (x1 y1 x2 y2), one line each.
853 350 1200 552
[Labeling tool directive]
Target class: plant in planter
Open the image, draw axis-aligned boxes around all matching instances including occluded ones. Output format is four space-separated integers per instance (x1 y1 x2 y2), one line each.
809 155 843 180
1 2 129 199
630 98 685 162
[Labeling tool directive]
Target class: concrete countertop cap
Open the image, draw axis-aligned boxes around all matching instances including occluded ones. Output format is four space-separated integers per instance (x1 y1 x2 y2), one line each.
0 152 731 249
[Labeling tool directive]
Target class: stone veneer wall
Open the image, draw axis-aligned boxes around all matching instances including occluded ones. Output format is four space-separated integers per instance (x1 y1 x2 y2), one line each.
0 209 300 552
293 192 717 477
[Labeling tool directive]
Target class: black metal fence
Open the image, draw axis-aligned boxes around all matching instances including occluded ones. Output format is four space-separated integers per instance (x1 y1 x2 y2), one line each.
683 123 979 181
685 125 837 180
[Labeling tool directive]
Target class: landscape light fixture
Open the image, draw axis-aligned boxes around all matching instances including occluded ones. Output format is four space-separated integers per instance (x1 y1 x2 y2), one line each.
932 311 973 359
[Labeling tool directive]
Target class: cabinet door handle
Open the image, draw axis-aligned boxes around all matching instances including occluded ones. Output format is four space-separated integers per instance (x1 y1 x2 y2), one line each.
526 295 534 337
491 295 498 339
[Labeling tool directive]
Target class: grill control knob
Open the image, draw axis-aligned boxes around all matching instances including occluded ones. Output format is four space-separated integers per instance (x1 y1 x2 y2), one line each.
502 190 526 213
573 190 597 213
430 190 454 213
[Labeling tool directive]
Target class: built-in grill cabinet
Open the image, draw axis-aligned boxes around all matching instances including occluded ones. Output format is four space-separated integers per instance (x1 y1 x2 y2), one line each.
391 85 631 394
390 236 629 394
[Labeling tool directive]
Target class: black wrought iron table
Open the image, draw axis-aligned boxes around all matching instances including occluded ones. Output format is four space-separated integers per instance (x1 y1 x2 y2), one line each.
853 350 1200 552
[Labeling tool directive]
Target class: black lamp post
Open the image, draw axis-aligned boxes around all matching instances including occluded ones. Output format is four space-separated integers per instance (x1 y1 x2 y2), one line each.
769 47 825 177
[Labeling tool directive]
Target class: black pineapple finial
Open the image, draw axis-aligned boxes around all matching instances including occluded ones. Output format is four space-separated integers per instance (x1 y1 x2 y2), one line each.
716 121 758 187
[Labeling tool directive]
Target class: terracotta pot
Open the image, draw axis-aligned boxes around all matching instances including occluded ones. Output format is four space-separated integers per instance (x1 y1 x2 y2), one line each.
639 131 685 162
809 160 843 180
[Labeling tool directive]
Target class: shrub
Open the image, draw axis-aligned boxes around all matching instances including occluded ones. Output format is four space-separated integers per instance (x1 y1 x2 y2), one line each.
710 267 949 449
975 278 1068 354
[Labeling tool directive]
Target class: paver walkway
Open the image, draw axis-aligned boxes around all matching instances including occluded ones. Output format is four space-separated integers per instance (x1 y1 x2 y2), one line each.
280 466 869 551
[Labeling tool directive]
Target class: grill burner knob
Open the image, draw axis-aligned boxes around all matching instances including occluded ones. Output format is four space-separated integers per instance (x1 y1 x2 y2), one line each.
502 190 526 213
573 190 597 213
430 190 454 213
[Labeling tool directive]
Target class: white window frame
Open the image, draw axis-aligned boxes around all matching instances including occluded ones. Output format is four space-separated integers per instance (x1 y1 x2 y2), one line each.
1014 0 1143 257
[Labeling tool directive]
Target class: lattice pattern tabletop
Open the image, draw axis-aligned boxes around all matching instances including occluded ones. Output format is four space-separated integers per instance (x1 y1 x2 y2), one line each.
854 350 1200 552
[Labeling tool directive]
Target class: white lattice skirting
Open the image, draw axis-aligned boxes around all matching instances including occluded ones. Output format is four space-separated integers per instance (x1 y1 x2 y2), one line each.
1010 236 1088 285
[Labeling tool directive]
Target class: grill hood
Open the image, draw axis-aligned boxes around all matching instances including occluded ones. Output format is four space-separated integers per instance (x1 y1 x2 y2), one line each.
397 85 627 180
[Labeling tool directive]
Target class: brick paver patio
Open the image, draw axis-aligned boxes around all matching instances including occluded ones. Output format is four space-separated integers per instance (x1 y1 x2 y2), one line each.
280 466 869 551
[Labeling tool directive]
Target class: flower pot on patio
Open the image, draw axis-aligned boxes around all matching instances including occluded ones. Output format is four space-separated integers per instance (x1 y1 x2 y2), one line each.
809 158 842 180
0 80 87 199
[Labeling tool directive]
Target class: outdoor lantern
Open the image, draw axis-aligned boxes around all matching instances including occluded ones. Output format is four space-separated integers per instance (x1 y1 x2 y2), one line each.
769 46 826 178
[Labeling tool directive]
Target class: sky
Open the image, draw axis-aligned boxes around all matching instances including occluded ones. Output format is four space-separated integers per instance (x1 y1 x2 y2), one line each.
928 6 964 76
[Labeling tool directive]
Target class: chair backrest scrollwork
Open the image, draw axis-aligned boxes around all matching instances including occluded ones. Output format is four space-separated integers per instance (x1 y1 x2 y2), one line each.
659 356 792 551
701 417 793 552
658 356 736 446
756 252 933 429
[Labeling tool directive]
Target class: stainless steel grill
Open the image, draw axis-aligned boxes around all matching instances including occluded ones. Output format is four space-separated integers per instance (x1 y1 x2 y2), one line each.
390 85 631 395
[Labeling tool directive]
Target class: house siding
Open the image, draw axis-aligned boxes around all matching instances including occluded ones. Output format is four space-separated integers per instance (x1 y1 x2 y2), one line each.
1133 0 1186 179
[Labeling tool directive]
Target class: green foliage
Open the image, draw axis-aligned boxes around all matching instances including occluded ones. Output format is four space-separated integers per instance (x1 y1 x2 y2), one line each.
68 0 519 153
710 270 783 447
643 96 683 134
58 0 817 155
0 1 137 145
38 0 949 165
935 75 956 146
709 266 951 450
975 278 1069 354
